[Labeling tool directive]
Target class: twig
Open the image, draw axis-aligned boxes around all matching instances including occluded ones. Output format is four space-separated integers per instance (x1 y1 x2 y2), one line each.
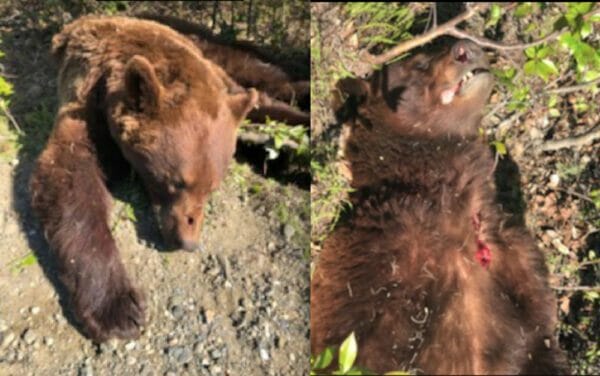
539 124 600 151
553 188 596 205
367 6 600 66
447 28 561 51
367 4 487 65
578 259 600 268
547 77 600 95
0 103 23 134
551 285 600 292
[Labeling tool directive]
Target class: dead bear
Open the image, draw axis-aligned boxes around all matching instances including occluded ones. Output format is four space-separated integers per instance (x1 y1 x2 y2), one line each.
311 40 568 374
29 16 258 342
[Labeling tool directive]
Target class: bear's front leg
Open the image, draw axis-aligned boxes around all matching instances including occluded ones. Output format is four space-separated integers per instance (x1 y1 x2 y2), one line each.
30 110 146 342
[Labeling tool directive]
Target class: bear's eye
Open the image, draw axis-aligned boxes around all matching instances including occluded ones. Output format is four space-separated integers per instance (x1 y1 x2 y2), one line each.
174 180 186 190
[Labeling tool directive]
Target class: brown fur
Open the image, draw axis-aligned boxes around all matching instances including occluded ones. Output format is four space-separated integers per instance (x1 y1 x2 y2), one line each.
141 14 310 126
29 16 258 342
311 41 568 374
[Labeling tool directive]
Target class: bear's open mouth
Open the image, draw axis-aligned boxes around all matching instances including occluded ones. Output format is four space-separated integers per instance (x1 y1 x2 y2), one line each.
440 67 490 105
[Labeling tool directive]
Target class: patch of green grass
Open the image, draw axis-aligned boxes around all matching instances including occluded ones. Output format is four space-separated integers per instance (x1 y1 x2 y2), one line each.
7 252 38 274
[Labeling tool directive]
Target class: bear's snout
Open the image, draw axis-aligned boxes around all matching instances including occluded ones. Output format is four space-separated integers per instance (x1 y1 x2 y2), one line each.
158 203 205 252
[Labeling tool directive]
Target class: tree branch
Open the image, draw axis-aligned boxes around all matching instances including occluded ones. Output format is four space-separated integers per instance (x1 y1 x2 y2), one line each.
551 285 600 292
540 124 600 151
366 6 600 66
367 4 487 65
547 77 600 94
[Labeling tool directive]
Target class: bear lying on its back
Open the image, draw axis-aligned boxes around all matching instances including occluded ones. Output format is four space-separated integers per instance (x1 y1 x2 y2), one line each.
311 40 568 374
29 16 258 342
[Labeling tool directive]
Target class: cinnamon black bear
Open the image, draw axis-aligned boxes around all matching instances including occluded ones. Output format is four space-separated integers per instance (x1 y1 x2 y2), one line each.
311 40 568 374
29 16 258 342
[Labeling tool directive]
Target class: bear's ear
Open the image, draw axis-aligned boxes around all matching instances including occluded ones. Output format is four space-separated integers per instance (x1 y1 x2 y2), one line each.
227 88 259 125
124 55 163 113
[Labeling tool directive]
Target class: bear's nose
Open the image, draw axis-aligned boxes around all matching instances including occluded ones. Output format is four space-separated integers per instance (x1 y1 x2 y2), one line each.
452 40 483 63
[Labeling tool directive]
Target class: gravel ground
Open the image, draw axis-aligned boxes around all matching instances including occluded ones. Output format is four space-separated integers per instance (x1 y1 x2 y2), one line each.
0 3 310 375
0 159 310 376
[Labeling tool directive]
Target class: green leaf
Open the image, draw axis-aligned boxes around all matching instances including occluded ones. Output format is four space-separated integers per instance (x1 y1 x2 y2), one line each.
124 203 137 222
540 58 559 76
580 21 593 38
485 4 502 29
9 252 38 273
339 332 358 373
548 108 560 118
0 76 13 97
385 372 410 376
568 2 594 15
312 347 334 370
490 140 507 156
515 3 533 18
525 47 537 59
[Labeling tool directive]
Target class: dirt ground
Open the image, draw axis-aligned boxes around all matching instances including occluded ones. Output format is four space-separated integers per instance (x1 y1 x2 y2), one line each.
0 2 309 376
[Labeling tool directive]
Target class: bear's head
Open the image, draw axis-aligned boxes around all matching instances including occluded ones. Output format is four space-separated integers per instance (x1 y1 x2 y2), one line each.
338 40 493 138
109 54 257 251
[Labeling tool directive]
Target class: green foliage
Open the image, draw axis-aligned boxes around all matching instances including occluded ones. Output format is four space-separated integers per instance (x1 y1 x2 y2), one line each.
344 3 413 48
241 118 309 164
8 252 38 274
524 46 559 82
485 4 503 29
311 331 409 375
490 140 507 156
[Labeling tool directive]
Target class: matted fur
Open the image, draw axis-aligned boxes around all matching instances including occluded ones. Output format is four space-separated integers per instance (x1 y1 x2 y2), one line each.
29 16 258 342
311 41 568 374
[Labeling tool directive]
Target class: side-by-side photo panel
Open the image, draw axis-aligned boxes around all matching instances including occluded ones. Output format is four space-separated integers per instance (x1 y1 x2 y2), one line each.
0 1 309 375
311 3 598 375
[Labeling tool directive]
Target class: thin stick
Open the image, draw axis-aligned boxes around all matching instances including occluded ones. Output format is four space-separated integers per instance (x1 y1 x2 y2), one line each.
0 104 23 134
447 28 561 51
551 285 600 292
547 77 600 94
540 124 600 151
368 4 487 65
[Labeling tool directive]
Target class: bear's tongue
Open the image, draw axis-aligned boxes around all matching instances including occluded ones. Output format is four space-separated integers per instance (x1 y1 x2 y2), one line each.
440 80 462 105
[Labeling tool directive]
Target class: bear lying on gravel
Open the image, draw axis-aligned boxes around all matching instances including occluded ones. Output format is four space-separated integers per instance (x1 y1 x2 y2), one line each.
29 16 258 342
311 40 568 374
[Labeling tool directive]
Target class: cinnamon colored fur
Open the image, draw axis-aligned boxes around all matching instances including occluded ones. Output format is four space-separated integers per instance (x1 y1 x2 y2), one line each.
311 40 568 374
140 14 310 126
29 16 258 342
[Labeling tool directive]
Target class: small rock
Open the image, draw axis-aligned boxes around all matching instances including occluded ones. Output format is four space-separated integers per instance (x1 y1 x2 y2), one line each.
283 224 295 240
205 309 215 323
211 365 222 375
267 242 276 252
22 329 36 345
170 305 184 320
125 341 137 351
177 348 193 364
548 174 560 188
30 306 40 315
210 349 222 359
193 342 204 354
259 348 269 361
44 336 54 347
127 356 137 366
0 331 15 349
78 365 93 376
